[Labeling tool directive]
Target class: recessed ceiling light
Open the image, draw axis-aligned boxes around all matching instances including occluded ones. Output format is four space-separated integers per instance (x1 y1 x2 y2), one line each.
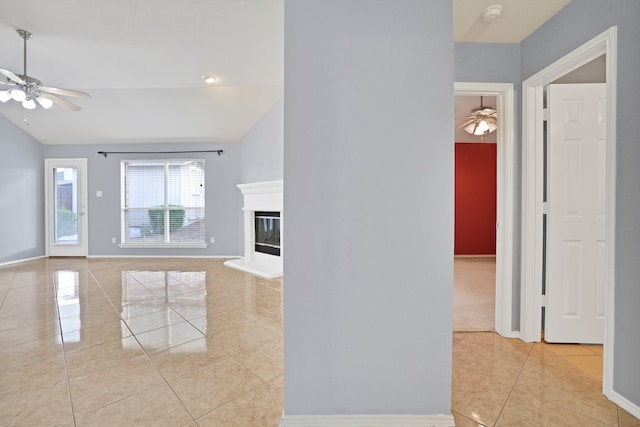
202 74 217 84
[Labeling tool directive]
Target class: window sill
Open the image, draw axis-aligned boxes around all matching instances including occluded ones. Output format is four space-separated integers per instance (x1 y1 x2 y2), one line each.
118 243 208 249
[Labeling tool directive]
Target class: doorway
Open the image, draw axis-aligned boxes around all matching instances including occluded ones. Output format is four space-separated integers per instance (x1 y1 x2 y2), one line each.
454 82 516 338
454 95 498 332
45 158 89 257
520 27 617 397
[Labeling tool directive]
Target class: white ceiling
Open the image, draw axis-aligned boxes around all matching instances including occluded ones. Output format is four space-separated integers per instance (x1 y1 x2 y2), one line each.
0 1 569 145
454 0 572 43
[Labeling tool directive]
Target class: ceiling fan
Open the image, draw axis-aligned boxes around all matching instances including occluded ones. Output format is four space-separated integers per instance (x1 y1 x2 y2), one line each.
0 29 90 116
458 96 497 137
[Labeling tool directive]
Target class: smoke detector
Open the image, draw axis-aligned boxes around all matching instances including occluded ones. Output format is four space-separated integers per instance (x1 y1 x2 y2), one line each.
481 4 503 23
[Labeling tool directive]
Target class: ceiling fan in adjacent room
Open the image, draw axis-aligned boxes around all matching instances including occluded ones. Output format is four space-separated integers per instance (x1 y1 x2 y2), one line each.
458 96 497 137
0 29 90 122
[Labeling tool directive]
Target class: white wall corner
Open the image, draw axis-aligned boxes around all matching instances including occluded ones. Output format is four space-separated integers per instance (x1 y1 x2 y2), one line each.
279 414 456 427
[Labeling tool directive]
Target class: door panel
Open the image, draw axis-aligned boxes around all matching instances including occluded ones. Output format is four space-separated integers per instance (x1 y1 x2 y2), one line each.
46 159 88 256
545 83 606 344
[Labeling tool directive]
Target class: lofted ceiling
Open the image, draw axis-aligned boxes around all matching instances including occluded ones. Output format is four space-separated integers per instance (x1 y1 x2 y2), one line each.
0 1 569 145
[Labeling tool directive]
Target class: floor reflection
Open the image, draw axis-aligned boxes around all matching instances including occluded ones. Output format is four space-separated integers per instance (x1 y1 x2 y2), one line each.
121 270 208 352
55 270 81 343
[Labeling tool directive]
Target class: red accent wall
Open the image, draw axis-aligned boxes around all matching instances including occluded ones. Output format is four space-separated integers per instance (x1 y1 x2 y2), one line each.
455 143 497 255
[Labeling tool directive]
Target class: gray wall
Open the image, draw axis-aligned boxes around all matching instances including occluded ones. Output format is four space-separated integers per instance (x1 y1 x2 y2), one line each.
521 0 640 408
42 142 242 257
284 0 453 416
454 42 523 330
240 98 284 183
0 115 45 264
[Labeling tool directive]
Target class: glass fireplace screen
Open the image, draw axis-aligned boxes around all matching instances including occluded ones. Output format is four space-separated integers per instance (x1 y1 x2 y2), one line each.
254 211 281 256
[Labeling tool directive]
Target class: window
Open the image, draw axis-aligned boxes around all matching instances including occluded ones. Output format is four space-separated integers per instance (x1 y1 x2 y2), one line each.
120 160 205 247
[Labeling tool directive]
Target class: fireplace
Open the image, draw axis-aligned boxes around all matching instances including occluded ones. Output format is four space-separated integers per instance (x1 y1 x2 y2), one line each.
224 180 283 279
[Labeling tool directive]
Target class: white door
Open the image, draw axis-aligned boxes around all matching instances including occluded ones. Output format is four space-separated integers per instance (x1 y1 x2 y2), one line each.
45 159 88 256
544 83 606 344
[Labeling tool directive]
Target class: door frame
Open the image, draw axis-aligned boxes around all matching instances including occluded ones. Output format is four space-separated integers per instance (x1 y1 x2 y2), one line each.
44 158 89 257
454 82 517 338
520 27 617 397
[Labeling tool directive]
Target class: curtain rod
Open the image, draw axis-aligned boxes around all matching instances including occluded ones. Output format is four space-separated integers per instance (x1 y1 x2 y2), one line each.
97 150 223 158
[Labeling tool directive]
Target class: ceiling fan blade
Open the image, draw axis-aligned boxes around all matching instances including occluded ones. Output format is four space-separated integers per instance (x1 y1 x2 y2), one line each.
40 93 82 111
457 119 476 128
0 68 25 85
40 86 90 98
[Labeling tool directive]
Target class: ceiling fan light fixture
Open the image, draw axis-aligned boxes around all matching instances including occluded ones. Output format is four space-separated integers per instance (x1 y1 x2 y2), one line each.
461 96 498 137
0 90 11 103
22 98 36 110
464 121 490 136
476 120 490 133
0 29 88 117
37 95 54 109
10 88 26 102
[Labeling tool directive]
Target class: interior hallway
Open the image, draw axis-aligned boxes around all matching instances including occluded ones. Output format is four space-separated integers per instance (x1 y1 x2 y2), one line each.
0 258 639 426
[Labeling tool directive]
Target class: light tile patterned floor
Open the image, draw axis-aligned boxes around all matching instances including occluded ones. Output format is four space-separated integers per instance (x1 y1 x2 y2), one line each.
0 258 638 426
453 256 495 332
0 258 282 426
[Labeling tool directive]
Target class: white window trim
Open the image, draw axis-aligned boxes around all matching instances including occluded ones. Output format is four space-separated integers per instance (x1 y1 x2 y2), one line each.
119 159 207 249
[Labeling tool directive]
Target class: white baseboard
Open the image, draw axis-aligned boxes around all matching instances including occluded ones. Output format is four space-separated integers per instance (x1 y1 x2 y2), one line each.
280 414 455 427
0 255 46 267
495 330 522 339
86 255 239 259
606 389 640 420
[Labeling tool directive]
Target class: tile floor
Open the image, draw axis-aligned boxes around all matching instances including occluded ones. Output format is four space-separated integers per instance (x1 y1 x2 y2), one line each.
0 258 282 426
453 256 496 332
0 257 638 426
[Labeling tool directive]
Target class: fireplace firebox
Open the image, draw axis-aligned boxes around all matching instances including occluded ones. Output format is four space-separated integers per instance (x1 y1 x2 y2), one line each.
254 211 281 256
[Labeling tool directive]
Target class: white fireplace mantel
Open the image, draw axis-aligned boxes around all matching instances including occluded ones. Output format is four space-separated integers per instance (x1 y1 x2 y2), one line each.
224 180 283 279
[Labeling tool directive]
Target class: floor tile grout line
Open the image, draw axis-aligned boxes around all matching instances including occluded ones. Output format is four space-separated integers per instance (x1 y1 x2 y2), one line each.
452 410 488 427
186 375 270 423
51 270 79 427
140 319 277 422
500 342 619 426
66 266 163 421
72 382 169 421
66 267 177 418
490 340 536 427
141 335 233 424
508 387 618 426
0 265 18 311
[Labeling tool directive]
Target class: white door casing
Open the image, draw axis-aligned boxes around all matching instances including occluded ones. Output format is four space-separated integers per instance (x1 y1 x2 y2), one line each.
45 158 89 257
521 26 621 408
544 83 606 344
454 82 516 338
